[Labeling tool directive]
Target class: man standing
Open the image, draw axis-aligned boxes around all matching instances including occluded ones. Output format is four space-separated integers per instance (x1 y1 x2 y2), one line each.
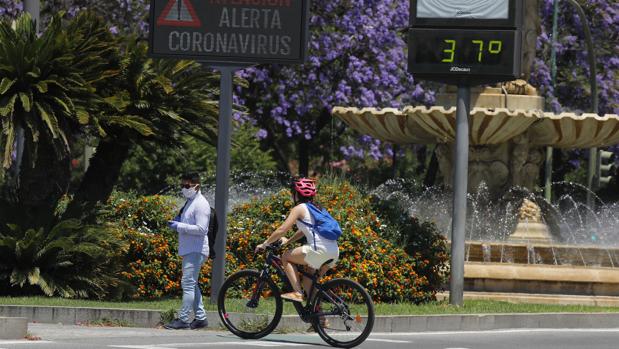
164 173 210 330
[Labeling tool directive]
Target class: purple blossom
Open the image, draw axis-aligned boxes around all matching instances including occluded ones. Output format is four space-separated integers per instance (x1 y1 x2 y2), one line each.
0 0 22 19
237 0 435 161
255 129 268 140
531 0 618 116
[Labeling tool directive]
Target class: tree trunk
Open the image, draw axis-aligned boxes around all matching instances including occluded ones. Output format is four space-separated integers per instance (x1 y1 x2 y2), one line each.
262 122 292 173
416 146 428 175
7 133 72 229
391 144 399 179
62 139 131 222
424 147 439 188
299 138 309 177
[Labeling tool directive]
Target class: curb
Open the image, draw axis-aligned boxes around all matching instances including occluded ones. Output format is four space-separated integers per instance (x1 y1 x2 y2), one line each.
0 317 28 339
2 305 619 332
0 305 163 328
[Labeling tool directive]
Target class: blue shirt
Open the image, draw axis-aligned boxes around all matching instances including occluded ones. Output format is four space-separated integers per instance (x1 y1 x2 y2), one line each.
176 191 210 257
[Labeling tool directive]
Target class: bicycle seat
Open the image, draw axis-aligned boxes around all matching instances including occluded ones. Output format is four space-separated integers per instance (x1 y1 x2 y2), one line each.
321 259 334 268
313 259 334 278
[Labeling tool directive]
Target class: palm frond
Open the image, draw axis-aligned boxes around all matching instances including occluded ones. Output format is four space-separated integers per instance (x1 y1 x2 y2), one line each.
0 12 119 167
0 219 124 298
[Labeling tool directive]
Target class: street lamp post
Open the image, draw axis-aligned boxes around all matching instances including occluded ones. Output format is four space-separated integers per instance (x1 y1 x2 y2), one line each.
544 0 560 203
561 0 599 213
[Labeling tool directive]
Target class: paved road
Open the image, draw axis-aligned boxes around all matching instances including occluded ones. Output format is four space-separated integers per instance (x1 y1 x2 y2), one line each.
1 324 618 349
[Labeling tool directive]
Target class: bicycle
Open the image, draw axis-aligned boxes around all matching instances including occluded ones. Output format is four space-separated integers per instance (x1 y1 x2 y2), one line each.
217 240 375 348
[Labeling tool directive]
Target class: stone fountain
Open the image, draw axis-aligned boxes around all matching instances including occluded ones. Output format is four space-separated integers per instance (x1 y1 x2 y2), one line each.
333 83 619 302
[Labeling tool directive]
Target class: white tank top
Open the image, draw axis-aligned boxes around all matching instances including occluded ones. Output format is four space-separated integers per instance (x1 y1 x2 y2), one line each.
295 203 339 252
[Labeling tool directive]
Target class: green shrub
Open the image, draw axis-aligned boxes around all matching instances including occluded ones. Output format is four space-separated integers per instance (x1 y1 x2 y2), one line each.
0 219 126 298
101 192 183 299
370 194 450 294
103 179 448 303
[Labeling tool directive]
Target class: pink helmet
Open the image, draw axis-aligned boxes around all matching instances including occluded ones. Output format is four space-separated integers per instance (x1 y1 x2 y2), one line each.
292 178 316 197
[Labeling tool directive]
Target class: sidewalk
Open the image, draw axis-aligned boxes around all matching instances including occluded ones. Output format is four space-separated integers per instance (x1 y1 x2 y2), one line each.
2 305 619 332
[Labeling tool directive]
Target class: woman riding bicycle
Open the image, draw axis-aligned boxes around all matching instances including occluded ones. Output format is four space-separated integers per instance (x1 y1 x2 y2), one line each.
255 178 339 303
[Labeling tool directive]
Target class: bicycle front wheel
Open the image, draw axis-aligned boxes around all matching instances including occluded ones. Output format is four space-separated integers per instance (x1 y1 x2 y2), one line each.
311 278 375 348
217 269 283 339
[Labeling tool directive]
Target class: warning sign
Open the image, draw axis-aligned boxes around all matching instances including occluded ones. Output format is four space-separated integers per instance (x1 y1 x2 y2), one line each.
157 0 202 28
148 0 309 64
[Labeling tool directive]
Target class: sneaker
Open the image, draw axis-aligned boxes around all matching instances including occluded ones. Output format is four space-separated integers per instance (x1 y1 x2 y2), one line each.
163 318 190 330
190 318 208 330
281 291 304 303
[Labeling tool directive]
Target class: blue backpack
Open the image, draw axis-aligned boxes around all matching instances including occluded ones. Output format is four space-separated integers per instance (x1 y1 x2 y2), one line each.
298 203 342 249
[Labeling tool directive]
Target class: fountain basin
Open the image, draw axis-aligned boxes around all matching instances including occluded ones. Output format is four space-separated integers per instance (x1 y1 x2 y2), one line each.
466 241 619 267
462 241 619 297
332 106 619 148
465 263 619 297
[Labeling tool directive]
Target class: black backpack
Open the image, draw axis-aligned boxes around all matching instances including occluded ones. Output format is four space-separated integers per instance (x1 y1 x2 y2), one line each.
208 207 218 259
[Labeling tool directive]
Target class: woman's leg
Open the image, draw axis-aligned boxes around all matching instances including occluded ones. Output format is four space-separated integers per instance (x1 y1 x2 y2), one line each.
301 267 315 297
281 247 308 294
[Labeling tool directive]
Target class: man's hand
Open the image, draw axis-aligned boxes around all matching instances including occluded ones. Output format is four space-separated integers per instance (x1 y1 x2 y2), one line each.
280 237 289 246
168 220 179 231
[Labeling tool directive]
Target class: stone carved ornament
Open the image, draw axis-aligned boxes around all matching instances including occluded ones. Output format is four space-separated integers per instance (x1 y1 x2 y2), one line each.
518 198 543 223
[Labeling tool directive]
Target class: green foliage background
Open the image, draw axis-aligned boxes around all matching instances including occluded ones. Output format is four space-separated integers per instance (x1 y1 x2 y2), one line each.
116 123 277 194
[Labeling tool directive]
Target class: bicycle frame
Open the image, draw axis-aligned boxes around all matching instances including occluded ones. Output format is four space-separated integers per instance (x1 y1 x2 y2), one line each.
254 248 348 324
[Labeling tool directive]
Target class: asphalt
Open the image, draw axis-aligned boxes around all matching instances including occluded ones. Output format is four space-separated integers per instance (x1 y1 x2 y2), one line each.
1 324 619 349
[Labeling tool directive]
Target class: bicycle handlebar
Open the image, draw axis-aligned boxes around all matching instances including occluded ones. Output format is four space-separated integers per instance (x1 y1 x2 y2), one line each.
265 239 283 251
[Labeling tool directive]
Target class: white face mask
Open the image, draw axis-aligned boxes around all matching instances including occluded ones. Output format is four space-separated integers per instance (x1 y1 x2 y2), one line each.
181 185 198 199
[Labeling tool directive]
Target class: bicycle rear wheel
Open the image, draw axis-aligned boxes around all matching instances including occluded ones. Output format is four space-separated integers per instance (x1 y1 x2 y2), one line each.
311 278 374 348
217 269 283 339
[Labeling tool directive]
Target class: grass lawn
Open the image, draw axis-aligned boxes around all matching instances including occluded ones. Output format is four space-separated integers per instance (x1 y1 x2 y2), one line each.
1 297 619 315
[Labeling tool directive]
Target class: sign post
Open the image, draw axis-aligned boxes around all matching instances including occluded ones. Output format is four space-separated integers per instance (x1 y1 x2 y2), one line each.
409 0 524 306
149 0 309 303
211 65 239 304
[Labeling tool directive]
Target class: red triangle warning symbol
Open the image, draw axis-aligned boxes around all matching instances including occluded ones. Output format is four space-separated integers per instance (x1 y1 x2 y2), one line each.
157 0 202 28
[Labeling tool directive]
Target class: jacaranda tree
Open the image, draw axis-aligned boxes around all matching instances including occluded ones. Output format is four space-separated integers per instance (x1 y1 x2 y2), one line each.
237 0 435 175
529 0 618 188
531 0 618 115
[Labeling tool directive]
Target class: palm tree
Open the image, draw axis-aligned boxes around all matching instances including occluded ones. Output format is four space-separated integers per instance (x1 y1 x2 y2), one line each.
63 39 221 221
0 12 118 228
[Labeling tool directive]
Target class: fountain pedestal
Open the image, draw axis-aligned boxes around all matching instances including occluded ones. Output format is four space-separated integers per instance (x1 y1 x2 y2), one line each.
509 222 553 244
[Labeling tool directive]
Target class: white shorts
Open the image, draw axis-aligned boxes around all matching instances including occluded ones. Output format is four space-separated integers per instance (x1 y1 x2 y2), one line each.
301 245 339 269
